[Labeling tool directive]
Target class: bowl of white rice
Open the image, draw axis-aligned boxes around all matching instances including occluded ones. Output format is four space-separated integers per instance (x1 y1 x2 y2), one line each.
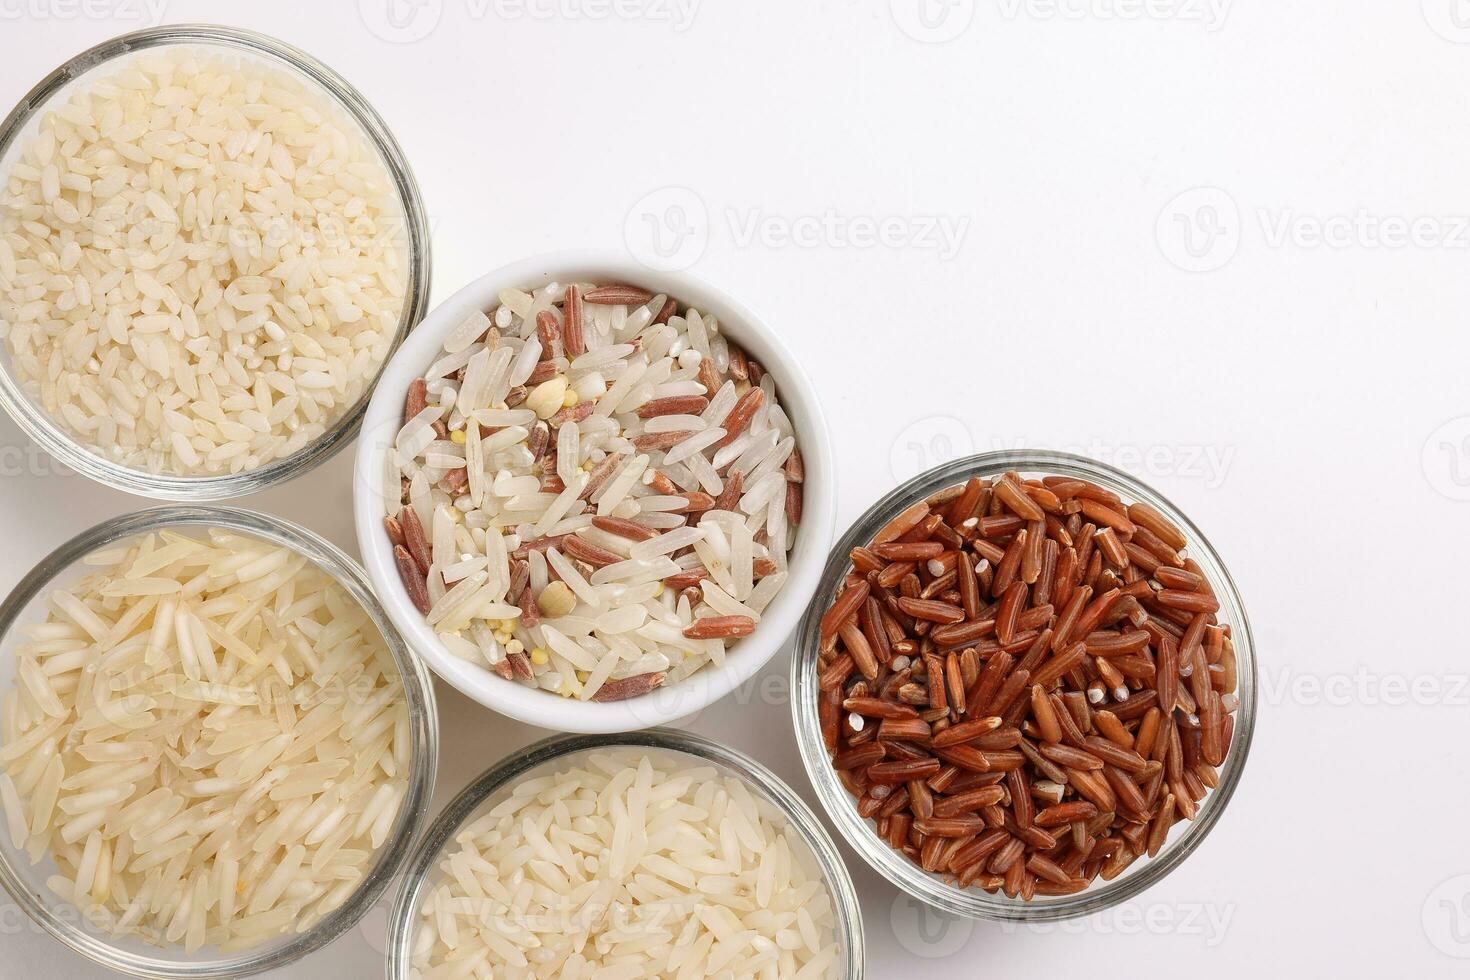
0 25 431 500
386 728 863 979
353 251 834 734
0 506 438 977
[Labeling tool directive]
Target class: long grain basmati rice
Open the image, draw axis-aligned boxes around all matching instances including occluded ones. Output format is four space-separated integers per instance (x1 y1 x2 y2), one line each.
0 529 409 952
409 748 840 979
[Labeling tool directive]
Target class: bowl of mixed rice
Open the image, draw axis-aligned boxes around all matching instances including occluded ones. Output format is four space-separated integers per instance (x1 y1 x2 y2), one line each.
353 251 834 733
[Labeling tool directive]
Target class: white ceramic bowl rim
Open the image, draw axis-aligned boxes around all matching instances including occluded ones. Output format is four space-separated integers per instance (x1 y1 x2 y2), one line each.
354 250 835 733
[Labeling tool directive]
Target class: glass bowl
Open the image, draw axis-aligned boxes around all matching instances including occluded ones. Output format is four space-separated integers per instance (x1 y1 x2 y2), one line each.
0 25 432 501
385 728 865 978
0 506 439 977
791 450 1257 921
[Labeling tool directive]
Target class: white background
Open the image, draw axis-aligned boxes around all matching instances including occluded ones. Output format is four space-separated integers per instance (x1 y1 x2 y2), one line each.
2 0 1469 976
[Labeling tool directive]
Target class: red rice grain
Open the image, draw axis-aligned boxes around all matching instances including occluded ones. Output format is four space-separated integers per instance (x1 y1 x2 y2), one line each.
813 471 1238 898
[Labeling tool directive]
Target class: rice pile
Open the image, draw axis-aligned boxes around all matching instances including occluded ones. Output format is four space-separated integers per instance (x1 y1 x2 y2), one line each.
0 528 410 952
410 747 840 979
814 473 1240 897
0 46 408 476
385 282 803 701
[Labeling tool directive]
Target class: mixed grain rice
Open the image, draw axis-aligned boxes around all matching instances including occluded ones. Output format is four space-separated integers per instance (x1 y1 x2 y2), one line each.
385 282 802 701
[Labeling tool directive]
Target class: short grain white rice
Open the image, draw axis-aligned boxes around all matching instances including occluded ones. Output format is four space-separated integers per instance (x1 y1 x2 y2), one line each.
0 48 408 476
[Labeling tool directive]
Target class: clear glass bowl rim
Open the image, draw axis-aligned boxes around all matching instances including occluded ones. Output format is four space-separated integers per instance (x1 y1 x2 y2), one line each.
790 449 1258 922
0 505 440 978
0 24 433 501
385 728 866 978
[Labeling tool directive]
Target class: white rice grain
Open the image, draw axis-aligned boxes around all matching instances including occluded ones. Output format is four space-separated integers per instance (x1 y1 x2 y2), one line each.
0 530 409 953
2 49 407 477
384 284 804 701
410 748 839 977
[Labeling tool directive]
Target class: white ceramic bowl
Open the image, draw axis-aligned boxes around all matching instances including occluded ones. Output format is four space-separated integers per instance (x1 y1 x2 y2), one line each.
354 251 834 733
